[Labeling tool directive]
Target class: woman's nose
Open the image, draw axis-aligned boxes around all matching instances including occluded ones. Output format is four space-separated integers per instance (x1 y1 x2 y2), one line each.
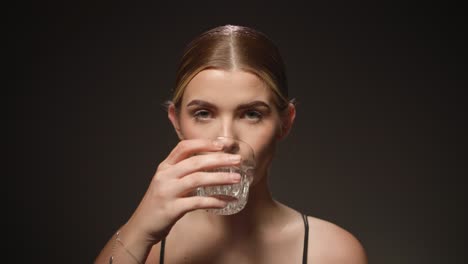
215 136 240 154
217 118 237 140
219 119 234 138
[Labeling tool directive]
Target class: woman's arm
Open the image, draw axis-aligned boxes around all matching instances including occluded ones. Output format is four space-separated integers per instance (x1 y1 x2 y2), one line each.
94 139 242 263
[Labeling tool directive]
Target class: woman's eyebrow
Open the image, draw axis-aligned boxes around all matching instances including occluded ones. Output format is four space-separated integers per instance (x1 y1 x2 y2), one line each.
237 101 271 110
186 99 271 110
186 100 216 108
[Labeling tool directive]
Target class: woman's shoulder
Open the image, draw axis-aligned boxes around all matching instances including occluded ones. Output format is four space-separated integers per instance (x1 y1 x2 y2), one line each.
306 215 368 264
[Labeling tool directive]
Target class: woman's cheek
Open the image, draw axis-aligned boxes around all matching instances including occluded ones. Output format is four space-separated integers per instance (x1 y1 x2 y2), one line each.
248 123 278 160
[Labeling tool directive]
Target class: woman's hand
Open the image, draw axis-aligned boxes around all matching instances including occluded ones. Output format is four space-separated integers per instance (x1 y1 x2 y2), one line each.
119 139 241 252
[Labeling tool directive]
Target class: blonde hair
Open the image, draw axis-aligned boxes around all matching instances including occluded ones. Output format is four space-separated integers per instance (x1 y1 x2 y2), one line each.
171 25 291 111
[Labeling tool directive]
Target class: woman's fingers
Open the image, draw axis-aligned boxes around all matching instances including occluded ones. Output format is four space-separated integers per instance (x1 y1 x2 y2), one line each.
175 196 228 214
168 153 241 179
176 171 241 196
158 139 241 180
162 139 223 166
126 139 243 243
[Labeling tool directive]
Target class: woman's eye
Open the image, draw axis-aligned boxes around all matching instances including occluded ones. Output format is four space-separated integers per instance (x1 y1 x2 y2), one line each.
243 110 263 121
193 110 212 120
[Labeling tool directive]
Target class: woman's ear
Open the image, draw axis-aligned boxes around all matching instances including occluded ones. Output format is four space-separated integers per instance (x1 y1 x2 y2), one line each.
277 103 296 140
168 103 184 140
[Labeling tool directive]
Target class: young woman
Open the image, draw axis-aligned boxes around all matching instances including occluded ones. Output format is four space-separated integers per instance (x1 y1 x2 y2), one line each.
95 24 367 264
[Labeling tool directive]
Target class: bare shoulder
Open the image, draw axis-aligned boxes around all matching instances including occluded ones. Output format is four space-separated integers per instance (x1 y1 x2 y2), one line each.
307 216 368 264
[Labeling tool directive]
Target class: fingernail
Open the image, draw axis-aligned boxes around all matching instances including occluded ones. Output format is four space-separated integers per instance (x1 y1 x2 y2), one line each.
213 140 224 149
231 173 241 181
228 155 241 162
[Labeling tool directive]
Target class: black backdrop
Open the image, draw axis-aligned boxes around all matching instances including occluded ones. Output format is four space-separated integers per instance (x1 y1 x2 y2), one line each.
9 1 466 263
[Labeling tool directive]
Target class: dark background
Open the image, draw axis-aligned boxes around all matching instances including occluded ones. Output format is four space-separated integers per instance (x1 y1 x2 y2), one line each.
9 1 466 263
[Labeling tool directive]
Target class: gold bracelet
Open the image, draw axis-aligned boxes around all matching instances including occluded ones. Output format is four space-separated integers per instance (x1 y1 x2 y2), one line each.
109 230 143 264
116 236 143 264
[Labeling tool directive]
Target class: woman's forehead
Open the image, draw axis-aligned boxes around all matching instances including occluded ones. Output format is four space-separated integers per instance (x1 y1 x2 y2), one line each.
181 69 274 106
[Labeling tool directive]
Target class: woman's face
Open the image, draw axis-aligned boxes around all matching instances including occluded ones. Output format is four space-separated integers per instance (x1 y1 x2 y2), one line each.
169 69 293 185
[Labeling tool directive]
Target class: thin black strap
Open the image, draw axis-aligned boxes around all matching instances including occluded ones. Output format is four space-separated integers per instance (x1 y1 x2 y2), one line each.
159 238 166 264
302 214 309 264
159 217 308 264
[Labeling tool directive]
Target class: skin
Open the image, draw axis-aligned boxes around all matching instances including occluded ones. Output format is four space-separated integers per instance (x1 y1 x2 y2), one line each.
95 69 368 264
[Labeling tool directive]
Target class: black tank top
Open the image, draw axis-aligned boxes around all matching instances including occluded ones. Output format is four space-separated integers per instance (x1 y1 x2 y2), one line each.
159 213 309 264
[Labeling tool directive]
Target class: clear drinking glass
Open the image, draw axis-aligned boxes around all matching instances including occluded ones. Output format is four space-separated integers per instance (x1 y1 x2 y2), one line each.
196 136 256 215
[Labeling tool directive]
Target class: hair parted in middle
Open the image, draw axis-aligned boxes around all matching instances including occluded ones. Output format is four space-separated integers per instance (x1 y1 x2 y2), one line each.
171 24 291 112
